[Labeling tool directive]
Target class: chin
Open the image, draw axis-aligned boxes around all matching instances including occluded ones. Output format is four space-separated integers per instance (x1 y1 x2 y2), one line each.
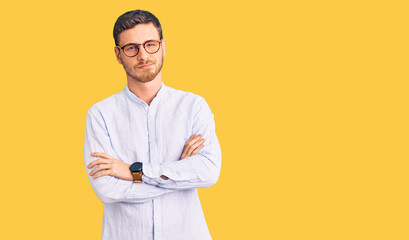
132 72 157 83
126 64 162 83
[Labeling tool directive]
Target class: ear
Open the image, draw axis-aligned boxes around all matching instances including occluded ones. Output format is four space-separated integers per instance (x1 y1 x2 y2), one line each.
161 39 165 57
114 46 122 64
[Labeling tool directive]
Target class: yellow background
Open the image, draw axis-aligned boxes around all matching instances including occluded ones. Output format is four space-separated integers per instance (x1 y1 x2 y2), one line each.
1 0 408 239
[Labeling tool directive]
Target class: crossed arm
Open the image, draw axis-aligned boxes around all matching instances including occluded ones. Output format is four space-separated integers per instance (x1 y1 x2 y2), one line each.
87 134 205 181
85 98 221 203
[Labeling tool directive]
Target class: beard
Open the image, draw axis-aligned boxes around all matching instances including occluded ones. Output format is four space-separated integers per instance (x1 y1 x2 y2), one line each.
124 57 164 83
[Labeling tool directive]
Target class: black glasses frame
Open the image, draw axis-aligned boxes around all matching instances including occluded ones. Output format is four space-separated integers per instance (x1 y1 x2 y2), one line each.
116 40 162 57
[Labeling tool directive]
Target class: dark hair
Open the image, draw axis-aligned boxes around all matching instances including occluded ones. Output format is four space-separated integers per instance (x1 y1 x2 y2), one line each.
113 10 163 46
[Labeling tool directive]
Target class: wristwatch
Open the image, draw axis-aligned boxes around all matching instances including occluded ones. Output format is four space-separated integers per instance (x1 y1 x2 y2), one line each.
129 162 143 183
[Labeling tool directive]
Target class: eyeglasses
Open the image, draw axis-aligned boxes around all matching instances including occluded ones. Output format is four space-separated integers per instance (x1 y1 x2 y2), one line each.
116 40 162 57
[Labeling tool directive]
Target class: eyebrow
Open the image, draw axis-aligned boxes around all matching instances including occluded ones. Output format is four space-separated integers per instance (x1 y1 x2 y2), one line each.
119 39 160 47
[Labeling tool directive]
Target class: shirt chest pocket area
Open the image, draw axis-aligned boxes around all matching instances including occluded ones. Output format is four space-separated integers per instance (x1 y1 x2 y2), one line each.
161 113 193 162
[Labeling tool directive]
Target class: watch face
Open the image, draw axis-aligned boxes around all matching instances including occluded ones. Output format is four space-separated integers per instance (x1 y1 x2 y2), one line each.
130 162 143 172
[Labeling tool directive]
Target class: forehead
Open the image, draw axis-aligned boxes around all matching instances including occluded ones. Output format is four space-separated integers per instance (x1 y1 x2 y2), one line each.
118 23 160 46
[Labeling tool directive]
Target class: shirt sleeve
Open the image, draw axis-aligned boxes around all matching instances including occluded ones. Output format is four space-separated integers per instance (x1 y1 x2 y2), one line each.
84 107 176 204
142 97 222 189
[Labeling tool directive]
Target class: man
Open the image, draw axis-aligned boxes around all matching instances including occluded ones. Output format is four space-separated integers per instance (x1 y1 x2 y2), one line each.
84 10 221 240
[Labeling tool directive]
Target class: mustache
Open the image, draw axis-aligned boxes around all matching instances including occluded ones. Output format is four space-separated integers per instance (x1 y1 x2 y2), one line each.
136 60 155 67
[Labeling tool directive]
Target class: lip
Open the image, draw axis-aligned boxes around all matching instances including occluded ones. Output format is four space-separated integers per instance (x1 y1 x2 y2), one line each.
138 64 152 69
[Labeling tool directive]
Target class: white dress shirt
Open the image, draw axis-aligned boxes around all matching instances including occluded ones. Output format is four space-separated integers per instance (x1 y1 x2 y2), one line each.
84 82 221 240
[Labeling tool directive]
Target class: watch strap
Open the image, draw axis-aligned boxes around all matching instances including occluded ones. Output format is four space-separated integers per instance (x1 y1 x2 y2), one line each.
132 171 142 183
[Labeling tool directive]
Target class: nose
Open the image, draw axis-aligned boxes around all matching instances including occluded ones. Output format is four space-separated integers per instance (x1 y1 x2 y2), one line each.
136 46 149 61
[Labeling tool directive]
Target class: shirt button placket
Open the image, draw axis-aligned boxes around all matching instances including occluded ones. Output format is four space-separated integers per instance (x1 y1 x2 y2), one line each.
153 197 162 240
146 104 161 240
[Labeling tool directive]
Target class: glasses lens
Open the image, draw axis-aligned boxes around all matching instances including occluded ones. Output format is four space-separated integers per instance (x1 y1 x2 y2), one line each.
144 41 160 53
123 44 139 56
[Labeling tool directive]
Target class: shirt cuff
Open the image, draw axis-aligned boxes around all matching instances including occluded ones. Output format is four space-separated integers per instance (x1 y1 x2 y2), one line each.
143 162 172 185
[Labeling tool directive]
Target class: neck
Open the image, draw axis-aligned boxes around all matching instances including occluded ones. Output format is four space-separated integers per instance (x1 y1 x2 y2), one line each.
127 73 163 106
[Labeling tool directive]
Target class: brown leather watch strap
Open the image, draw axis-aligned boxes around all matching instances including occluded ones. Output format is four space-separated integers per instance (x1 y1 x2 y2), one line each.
132 171 142 183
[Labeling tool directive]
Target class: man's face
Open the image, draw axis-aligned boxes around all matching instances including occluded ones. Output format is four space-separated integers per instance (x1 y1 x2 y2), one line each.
115 23 164 83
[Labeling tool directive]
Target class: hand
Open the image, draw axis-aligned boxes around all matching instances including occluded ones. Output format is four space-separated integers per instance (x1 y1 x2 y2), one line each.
180 134 205 160
87 152 133 181
160 134 205 180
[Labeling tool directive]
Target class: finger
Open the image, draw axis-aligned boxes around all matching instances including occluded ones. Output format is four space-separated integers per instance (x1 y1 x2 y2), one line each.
186 138 205 156
181 134 203 160
184 134 197 147
180 152 187 160
191 144 205 155
181 134 197 155
186 137 205 154
91 152 113 159
191 134 202 143
92 170 111 179
87 158 111 169
185 134 203 148
89 164 110 176
181 141 204 160
188 134 196 141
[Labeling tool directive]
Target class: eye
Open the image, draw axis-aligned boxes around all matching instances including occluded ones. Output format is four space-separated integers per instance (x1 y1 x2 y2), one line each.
126 46 135 51
146 41 158 47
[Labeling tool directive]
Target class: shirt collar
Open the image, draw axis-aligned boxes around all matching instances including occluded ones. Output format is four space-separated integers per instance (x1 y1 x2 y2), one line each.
125 82 167 106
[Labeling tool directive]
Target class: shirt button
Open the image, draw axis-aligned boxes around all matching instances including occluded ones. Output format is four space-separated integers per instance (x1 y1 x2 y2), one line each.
150 139 155 143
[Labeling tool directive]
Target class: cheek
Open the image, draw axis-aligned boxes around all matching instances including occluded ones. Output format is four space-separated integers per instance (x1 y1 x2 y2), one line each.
154 55 163 65
122 59 136 68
